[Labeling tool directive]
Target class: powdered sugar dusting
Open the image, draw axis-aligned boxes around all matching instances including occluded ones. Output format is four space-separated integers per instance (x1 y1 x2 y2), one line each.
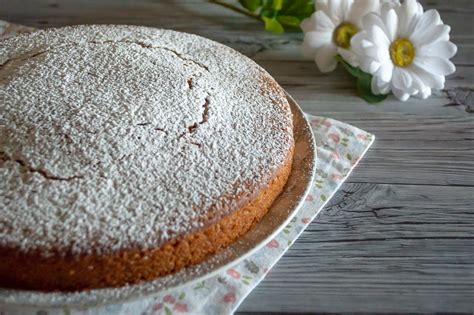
0 25 293 257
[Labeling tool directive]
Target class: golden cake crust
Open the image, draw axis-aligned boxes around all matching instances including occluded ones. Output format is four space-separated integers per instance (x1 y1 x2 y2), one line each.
0 25 294 291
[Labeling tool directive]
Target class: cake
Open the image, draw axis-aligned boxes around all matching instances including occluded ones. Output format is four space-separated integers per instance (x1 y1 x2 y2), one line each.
0 25 294 291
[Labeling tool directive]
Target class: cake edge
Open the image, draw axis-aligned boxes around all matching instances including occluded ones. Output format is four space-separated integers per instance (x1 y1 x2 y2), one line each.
0 145 294 291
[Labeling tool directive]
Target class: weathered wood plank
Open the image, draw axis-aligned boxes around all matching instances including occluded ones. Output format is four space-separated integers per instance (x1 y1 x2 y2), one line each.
238 183 474 313
1 2 473 50
307 113 474 186
1 0 473 41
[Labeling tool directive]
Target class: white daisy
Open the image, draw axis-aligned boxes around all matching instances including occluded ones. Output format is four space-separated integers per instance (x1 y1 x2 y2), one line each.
301 0 398 73
350 0 457 101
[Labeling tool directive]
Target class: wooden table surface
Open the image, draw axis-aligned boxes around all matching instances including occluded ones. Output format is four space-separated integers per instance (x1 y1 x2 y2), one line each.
1 0 473 313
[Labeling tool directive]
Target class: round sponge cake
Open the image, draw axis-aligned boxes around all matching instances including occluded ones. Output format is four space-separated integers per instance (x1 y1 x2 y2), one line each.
0 25 294 291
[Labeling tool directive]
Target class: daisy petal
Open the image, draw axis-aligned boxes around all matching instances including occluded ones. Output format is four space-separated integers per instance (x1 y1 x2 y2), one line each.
347 0 378 25
414 9 441 34
360 57 381 74
384 9 398 41
363 13 387 37
350 32 367 52
418 40 457 59
303 31 332 55
417 87 432 99
414 56 456 76
378 62 394 82
392 67 413 92
411 71 432 99
365 45 383 61
435 74 445 89
328 0 344 25
371 76 391 95
371 25 390 48
416 2 424 15
315 10 336 32
392 86 410 101
411 65 446 89
371 75 382 94
340 0 354 21
411 24 450 47
360 38 374 49
301 10 335 33
315 44 338 73
338 48 359 67
300 17 315 32
380 2 394 19
397 0 422 37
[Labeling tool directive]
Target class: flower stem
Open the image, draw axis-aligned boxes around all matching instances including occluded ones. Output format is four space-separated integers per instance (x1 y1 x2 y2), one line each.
208 0 261 21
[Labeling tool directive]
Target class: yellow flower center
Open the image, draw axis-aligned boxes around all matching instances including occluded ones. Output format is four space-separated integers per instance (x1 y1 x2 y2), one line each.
333 22 358 49
390 38 415 67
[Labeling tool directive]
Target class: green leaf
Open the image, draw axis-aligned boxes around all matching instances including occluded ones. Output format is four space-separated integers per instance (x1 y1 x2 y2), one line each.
239 0 262 12
336 55 363 77
346 153 352 160
178 292 185 300
282 0 315 20
165 306 173 315
277 15 301 27
262 0 275 10
272 0 284 10
262 16 284 33
320 194 327 202
260 8 277 18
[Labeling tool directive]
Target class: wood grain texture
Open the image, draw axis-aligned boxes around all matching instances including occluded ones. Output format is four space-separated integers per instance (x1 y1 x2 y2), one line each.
240 183 474 313
0 0 472 313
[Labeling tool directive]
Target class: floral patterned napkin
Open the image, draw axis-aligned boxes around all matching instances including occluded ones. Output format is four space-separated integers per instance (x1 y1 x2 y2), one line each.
1 22 374 315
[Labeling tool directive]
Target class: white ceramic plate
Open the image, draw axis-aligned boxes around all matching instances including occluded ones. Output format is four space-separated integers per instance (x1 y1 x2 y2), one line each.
0 92 316 308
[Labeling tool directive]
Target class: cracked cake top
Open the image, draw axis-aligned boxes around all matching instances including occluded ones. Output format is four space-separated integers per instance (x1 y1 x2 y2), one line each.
0 25 293 256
